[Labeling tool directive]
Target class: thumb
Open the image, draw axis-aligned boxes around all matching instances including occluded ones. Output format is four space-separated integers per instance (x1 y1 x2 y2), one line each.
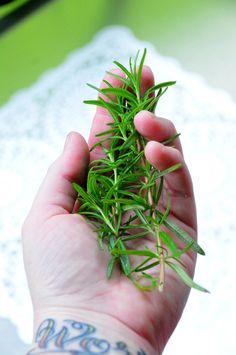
29 132 89 221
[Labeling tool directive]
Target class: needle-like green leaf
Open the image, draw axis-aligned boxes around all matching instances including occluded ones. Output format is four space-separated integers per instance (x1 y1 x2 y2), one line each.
167 262 209 293
107 256 117 279
159 231 181 257
161 215 205 255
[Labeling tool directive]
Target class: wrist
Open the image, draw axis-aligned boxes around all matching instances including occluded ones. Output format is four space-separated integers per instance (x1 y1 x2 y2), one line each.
27 308 157 355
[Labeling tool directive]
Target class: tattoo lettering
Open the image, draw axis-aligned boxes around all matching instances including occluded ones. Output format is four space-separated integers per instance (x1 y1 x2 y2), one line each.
27 318 147 354
35 319 96 349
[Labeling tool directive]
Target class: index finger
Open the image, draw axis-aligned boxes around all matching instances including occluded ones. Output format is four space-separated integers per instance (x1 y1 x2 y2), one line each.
88 65 155 162
88 67 125 161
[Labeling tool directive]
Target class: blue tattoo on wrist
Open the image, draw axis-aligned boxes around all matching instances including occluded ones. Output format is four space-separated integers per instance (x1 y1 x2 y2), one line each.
27 318 147 354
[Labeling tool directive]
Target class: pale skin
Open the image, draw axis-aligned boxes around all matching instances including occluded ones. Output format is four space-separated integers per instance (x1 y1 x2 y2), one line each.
22 66 197 354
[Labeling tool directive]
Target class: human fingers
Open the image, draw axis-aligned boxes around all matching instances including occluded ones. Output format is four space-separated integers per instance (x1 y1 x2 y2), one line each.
134 111 182 153
26 132 89 223
88 65 155 162
88 68 125 161
145 141 196 230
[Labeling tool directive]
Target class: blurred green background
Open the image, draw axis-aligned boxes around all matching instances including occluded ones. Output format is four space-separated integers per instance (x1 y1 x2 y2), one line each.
0 0 235 105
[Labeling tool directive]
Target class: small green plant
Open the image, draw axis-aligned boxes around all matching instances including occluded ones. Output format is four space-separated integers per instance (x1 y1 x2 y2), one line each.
73 49 208 292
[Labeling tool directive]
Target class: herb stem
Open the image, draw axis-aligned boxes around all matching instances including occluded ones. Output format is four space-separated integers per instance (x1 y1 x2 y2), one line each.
136 136 165 291
156 223 165 292
108 151 119 235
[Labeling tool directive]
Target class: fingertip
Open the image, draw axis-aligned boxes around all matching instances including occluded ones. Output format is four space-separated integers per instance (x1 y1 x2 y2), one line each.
144 141 157 167
63 131 79 151
142 65 154 78
145 140 160 158
134 110 155 124
140 65 155 96
145 140 183 170
62 131 90 183
64 131 88 155
134 110 148 132
100 67 125 89
134 111 160 141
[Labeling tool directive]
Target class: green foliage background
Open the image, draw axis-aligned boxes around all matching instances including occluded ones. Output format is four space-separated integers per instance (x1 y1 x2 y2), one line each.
0 0 235 105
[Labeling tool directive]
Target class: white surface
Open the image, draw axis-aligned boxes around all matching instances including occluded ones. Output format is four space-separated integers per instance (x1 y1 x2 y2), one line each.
0 26 235 354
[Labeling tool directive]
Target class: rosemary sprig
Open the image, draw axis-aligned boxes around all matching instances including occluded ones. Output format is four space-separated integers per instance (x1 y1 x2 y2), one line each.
73 49 208 293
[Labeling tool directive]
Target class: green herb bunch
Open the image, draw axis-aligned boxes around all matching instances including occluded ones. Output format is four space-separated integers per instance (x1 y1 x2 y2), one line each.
73 49 207 292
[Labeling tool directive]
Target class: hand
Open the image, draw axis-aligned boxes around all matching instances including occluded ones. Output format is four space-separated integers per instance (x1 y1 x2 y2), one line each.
22 66 197 355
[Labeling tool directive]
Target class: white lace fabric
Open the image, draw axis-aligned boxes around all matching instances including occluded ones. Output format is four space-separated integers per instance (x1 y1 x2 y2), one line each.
0 26 235 354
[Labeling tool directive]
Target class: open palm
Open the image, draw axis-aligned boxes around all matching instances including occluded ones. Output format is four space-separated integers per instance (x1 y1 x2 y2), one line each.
22 66 197 354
